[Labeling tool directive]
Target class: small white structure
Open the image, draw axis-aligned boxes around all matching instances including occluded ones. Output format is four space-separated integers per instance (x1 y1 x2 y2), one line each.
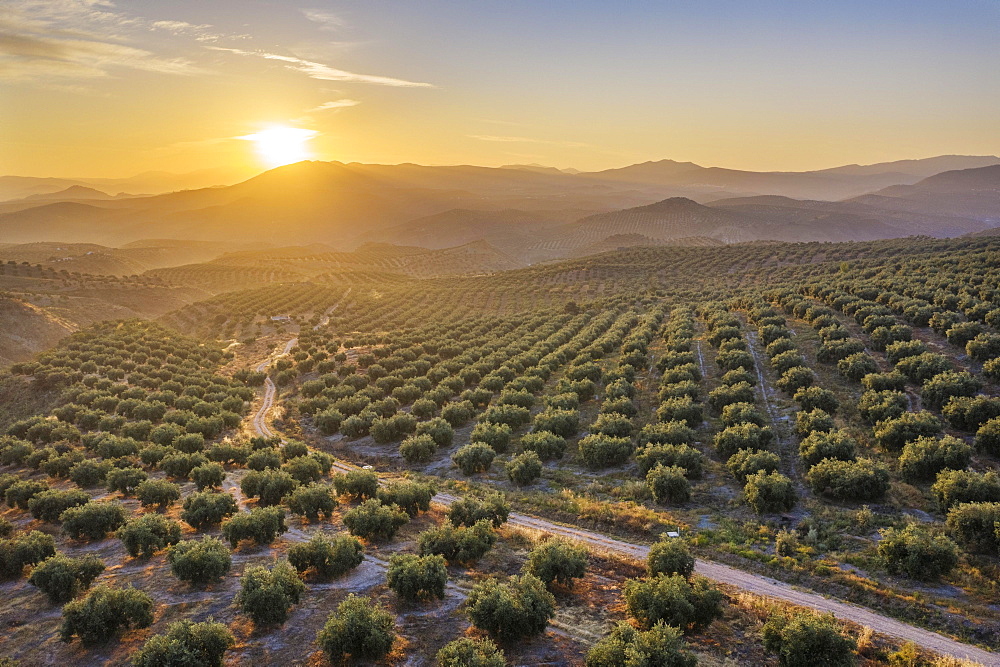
666 531 681 539
270 314 291 322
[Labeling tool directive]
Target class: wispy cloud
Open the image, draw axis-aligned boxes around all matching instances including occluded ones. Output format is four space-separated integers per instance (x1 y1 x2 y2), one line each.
469 135 589 148
302 9 344 32
309 98 361 112
212 47 434 88
0 0 211 82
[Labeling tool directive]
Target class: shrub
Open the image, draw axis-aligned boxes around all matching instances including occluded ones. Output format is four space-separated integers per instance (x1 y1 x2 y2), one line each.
857 390 907 425
190 463 225 490
638 420 696 447
975 417 1000 455
967 332 1000 362
246 448 282 471
761 611 856 667
837 353 878 381
288 533 364 579
441 400 476 427
714 423 774 461
0 530 55 579
933 469 1000 510
470 422 513 453
591 412 634 438
370 413 417 444
222 506 287 548
332 469 379 500
886 340 928 365
896 352 951 384
6 479 49 509
236 561 305 626
168 536 231 586
181 491 237 529
898 435 972 482
28 489 90 522
282 456 324 485
578 434 633 468
877 524 959 580
793 387 839 414
807 458 890 501
69 459 112 488
727 448 780 483
943 395 1000 431
117 514 181 557
437 637 506 667
945 502 1000 554
28 553 104 603
448 492 510 527
720 402 766 427
241 469 298 506
646 464 691 504
520 431 567 460
623 573 723 633
647 538 694 578
415 417 454 448
506 451 543 485
656 396 703 428
636 443 703 477
586 621 697 667
135 479 181 510
873 411 942 451
132 620 234 667
377 481 435 516
776 366 815 394
160 452 209 479
708 382 754 412
387 553 447 601
798 430 857 468
61 501 127 540
400 434 437 463
317 594 396 663
794 409 835 436
285 483 337 520
419 520 496 564
524 538 588 589
744 471 796 514
59 585 153 644
467 574 555 641
343 499 409 541
921 371 982 410
533 408 580 438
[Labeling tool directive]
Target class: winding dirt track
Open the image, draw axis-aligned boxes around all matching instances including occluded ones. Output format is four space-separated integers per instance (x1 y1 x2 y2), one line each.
251 337 998 665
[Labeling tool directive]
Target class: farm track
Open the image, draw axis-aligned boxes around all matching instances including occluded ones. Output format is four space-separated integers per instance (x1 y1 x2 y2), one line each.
251 337 1000 665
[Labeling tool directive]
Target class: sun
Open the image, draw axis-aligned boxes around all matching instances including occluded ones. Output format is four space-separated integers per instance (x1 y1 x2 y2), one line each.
239 126 318 168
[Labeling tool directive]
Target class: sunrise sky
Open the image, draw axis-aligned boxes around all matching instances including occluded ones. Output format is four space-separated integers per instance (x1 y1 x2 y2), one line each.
2 0 999 178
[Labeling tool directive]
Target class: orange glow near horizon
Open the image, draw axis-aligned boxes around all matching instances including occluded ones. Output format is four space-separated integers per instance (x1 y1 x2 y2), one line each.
239 127 318 169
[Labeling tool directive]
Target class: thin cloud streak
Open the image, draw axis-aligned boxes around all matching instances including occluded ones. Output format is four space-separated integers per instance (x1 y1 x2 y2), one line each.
469 134 589 148
211 47 433 88
309 99 361 112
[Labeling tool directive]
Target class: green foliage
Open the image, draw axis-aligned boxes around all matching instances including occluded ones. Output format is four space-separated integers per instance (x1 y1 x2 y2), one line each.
419 520 496 564
586 622 697 667
714 423 774 461
647 538 695 578
921 371 981 410
28 488 89 522
506 450 543 485
222 506 287 548
744 471 796 513
387 553 447 601
61 501 127 540
524 538 588 589
400 433 437 463
857 390 907 425
5 479 49 509
975 417 1000 455
727 448 780 483
945 502 1000 554
181 490 237 529
656 395 703 428
623 573 723 633
190 462 225 490
646 464 691 504
0 530 55 579
59 585 153 644
288 532 364 579
236 561 305 626
135 479 181 510
436 637 506 667
117 513 182 557
636 443 703 477
132 620 234 667
332 469 379 500
377 480 435 516
448 492 510 528
520 430 567 460
877 524 959 580
317 594 396 664
343 499 409 541
167 536 231 586
285 483 337 520
873 411 942 451
28 553 104 604
807 458 890 501
470 421 513 453
761 611 856 667
578 434 633 468
798 430 857 468
932 469 1000 510
415 417 455 448
452 442 496 474
533 408 580 438
467 573 556 641
898 435 972 482
241 469 298 506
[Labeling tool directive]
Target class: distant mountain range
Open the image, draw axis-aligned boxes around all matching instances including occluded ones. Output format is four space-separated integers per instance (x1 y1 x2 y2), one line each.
0 155 998 259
